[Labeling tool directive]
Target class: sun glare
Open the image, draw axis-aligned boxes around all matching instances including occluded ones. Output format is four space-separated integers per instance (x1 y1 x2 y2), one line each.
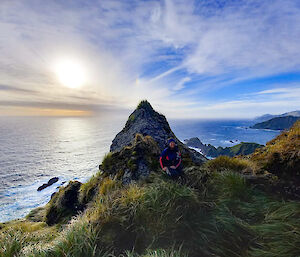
55 59 86 89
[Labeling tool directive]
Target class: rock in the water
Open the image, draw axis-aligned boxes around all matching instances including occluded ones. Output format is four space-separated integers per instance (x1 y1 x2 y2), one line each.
37 177 59 191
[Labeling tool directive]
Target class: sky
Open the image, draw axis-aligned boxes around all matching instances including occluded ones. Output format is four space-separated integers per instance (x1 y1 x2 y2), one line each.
0 0 300 119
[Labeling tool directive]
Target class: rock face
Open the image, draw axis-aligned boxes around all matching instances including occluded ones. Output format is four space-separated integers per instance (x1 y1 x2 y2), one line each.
103 101 206 183
101 133 161 184
110 100 206 160
45 181 82 225
111 100 175 152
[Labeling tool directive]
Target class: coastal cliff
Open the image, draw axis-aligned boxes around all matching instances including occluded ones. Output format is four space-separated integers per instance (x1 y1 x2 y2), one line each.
184 137 263 157
1 101 300 257
251 115 300 130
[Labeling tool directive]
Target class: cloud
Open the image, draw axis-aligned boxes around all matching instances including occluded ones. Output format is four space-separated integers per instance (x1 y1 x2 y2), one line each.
0 84 38 94
174 77 191 91
0 0 299 117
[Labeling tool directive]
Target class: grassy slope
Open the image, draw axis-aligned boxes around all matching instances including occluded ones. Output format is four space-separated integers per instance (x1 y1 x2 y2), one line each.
251 121 300 178
1 123 300 257
1 167 299 257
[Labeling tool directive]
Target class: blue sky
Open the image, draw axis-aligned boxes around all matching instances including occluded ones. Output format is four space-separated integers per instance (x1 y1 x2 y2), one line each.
0 0 300 118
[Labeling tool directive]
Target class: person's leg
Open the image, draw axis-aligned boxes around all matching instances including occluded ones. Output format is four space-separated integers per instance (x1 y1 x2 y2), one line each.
176 166 184 178
169 168 180 179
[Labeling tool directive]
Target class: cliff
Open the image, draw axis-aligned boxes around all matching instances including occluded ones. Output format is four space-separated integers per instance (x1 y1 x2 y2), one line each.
251 115 300 130
185 137 263 157
254 110 300 122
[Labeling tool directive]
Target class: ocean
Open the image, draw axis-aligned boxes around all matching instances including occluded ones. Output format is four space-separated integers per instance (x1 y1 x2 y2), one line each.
0 116 279 222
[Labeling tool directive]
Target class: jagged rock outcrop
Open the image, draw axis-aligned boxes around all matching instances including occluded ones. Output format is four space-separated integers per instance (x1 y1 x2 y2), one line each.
111 100 176 152
110 100 206 164
101 133 161 184
45 181 82 225
185 137 263 157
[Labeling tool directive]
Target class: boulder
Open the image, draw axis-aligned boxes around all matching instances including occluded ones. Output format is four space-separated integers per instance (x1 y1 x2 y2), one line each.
37 177 59 191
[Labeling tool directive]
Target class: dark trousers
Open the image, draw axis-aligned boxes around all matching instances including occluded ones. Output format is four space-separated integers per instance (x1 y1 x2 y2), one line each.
167 166 183 179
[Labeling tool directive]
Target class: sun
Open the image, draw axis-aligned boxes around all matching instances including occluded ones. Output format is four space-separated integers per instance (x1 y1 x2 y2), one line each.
54 59 86 89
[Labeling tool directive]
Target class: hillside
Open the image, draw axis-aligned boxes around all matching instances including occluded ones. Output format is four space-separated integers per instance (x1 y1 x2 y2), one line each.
1 101 299 257
254 110 300 122
251 120 300 179
185 137 263 157
251 115 300 130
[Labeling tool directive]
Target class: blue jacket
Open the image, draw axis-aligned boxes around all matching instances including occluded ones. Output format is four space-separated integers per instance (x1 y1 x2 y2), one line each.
159 146 181 169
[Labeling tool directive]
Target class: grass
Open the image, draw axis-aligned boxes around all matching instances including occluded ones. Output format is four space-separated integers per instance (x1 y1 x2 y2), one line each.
125 248 187 257
79 171 103 206
45 181 82 225
101 152 113 171
204 155 256 173
0 220 58 257
251 120 300 178
1 137 300 257
1 171 300 256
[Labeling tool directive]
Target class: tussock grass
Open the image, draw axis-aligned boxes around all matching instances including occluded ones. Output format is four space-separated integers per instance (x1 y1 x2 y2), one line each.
205 155 255 173
251 121 300 178
125 248 187 257
102 152 113 171
0 220 58 257
1 171 300 257
79 171 103 205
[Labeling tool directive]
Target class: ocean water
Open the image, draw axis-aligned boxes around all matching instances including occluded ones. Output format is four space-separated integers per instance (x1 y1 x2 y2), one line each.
0 116 279 222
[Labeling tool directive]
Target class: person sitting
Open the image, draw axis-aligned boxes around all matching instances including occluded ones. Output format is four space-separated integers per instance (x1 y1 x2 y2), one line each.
159 138 183 179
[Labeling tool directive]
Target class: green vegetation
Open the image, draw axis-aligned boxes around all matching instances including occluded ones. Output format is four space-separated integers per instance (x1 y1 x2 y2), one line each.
1 169 299 257
99 133 161 179
204 155 256 173
251 120 300 178
102 152 113 171
137 100 154 112
1 122 300 257
45 181 82 225
185 138 263 157
227 142 263 156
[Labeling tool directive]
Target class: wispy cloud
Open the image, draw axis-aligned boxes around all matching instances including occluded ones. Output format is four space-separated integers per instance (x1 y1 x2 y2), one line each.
0 84 38 94
0 0 299 117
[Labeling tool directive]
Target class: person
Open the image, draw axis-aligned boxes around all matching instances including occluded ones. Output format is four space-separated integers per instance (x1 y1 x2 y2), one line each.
159 138 183 179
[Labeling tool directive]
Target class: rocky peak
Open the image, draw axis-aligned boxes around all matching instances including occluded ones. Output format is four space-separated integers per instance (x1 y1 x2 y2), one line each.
109 100 206 167
110 100 175 152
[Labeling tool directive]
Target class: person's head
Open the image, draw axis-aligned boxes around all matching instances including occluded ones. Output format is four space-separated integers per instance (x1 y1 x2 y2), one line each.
168 138 176 149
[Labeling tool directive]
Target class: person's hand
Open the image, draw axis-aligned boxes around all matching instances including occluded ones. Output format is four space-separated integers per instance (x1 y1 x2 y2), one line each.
163 167 167 171
170 166 176 169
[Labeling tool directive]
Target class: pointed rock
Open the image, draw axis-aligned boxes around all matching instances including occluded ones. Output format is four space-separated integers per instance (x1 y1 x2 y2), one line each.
110 100 207 164
110 100 174 152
